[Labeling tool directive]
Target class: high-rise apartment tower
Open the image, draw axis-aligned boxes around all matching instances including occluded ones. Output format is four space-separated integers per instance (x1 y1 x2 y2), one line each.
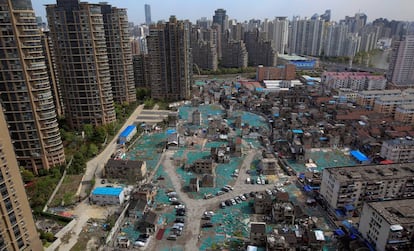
0 0 65 173
0 103 43 250
147 16 192 100
145 4 151 25
388 35 414 86
101 3 136 104
46 0 116 129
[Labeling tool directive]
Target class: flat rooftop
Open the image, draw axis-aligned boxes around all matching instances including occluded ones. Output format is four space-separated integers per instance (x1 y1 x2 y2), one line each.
278 54 310 61
368 199 414 226
92 187 123 196
323 163 414 182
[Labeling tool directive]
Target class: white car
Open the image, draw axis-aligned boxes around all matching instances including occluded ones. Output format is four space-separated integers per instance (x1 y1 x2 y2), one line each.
204 211 215 216
240 195 246 201
134 241 146 247
169 197 178 202
224 185 233 190
175 204 185 209
256 178 261 185
167 192 177 197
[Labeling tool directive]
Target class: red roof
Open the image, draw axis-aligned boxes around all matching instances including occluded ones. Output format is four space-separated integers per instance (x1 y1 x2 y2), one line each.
380 160 394 165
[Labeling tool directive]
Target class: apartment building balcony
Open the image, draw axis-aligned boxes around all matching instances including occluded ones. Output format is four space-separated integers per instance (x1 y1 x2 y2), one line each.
38 110 56 120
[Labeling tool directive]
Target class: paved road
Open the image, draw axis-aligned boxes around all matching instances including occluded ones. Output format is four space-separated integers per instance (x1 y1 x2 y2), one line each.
146 146 284 250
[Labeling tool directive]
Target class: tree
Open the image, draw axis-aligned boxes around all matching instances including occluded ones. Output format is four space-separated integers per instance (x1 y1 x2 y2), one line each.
69 152 86 174
82 124 94 140
20 168 35 183
88 143 99 157
93 126 107 144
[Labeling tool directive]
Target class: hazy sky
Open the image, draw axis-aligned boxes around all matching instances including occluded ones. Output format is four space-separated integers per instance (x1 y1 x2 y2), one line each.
33 0 414 25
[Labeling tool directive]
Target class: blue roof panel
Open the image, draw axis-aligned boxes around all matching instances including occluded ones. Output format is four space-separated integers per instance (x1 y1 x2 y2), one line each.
92 187 123 196
120 125 136 138
350 150 369 162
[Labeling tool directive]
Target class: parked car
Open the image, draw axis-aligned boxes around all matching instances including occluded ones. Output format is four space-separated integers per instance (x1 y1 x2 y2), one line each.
176 211 186 216
221 187 230 192
167 234 177 240
235 197 242 204
202 215 211 220
175 218 185 223
134 241 146 247
216 190 225 196
138 233 149 240
239 195 246 201
175 204 185 209
204 211 215 216
169 197 178 202
220 202 226 208
230 199 236 205
225 200 232 206
224 185 234 190
100 179 106 184
201 222 213 228
167 192 177 197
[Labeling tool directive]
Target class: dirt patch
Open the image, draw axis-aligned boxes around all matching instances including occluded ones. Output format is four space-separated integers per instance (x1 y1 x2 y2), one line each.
70 219 107 251
51 175 83 207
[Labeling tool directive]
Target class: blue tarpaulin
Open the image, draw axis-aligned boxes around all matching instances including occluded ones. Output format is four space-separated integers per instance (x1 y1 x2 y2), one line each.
334 229 345 236
292 129 303 134
120 125 136 138
345 204 355 211
350 150 369 162
304 185 312 192
335 209 345 217
166 129 177 135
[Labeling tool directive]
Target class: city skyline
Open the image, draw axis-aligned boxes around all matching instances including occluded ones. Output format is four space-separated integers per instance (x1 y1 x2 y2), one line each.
34 0 414 25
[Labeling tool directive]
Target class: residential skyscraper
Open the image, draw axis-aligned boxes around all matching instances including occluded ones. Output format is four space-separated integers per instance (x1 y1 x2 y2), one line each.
133 54 150 88
320 9 331 22
221 40 248 68
0 104 43 250
101 3 136 104
0 0 65 172
191 27 218 71
288 16 325 56
147 16 192 100
46 0 116 129
144 4 151 25
271 17 289 54
388 35 414 86
196 17 212 29
244 29 277 67
212 8 228 35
